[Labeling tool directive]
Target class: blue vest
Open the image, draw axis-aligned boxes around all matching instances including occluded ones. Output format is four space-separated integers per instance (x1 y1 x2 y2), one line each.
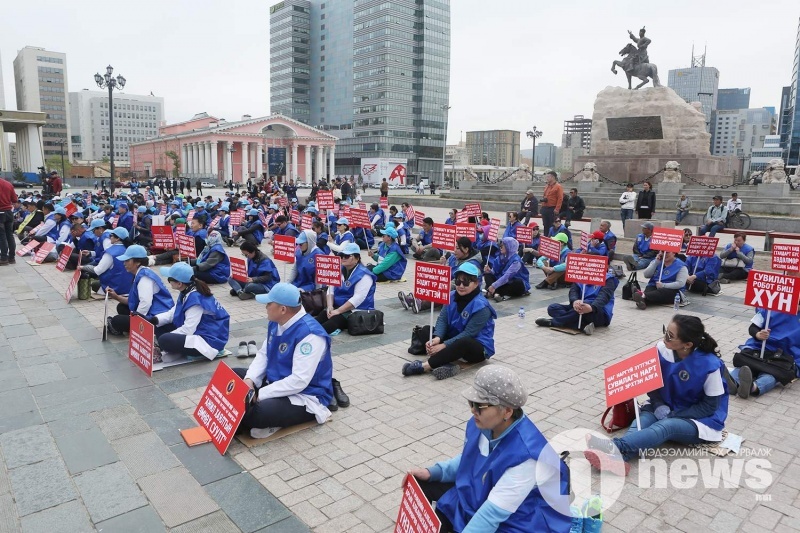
494 253 531 291
447 255 482 282
333 264 376 309
335 231 354 245
635 234 653 256
685 255 721 284
99 244 134 295
74 231 96 252
137 214 152 237
579 272 618 323
658 350 729 432
187 228 208 240
504 221 521 240
117 211 134 231
444 293 496 356
419 227 433 246
547 247 570 269
604 230 617 251
396 226 410 254
203 244 231 283
249 256 280 291
436 418 572 533
92 230 112 265
587 242 608 256
373 209 386 227
278 223 299 238
245 220 264 243
173 289 230 351
128 267 174 315
723 242 755 271
47 219 70 242
742 308 800 363
218 215 231 236
646 258 686 289
265 314 333 406
378 242 407 280
294 248 323 292
44 214 58 240
548 225 572 249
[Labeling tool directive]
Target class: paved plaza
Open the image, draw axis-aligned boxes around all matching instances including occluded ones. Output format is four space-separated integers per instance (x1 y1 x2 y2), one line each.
0 202 798 532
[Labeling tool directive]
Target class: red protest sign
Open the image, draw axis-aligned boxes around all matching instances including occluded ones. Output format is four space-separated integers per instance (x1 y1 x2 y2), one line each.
771 243 800 272
228 211 244 227
55 244 74 272
744 270 800 314
414 211 425 227
413 263 451 305
208 215 221 229
432 223 456 251
110 216 118 229
379 197 388 209
488 218 500 242
341 205 351 218
404 206 415 222
128 315 154 377
316 190 334 210
580 231 589 251
273 234 296 263
16 240 40 257
151 226 175 249
187 209 195 221
359 202 367 210
65 253 82 302
565 254 609 285
685 236 718 258
649 227 684 253
278 197 288 208
176 233 197 259
301 214 314 230
33 242 55 264
455 210 470 224
193 362 249 455
315 254 342 287
538 236 561 262
290 210 300 225
174 224 186 236
230 257 248 283
464 203 481 218
349 208 371 229
63 202 78 217
516 226 533 245
258 211 268 228
456 223 476 242
395 473 441 533
604 347 663 407
160 204 167 215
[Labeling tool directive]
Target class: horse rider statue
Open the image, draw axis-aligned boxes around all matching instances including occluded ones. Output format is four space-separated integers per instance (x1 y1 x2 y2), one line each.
611 26 661 90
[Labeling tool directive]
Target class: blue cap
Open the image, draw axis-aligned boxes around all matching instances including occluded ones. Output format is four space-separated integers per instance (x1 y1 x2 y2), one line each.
336 217 349 226
291 198 298 203
393 212 406 220
248 208 260 216
340 242 361 255
118 202 128 210
218 204 229 212
89 219 106 230
54 206 67 216
296 232 308 244
196 201 206 208
137 206 147 213
117 245 148 261
269 204 278 210
305 207 319 214
255 283 302 306
160 262 194 284
111 227 129 240
307 201 316 207
172 200 181 206
455 262 481 277
380 226 398 239
89 205 100 211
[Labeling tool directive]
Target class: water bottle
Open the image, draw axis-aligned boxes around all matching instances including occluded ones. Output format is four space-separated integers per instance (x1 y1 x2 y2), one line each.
518 307 526 328
673 293 681 311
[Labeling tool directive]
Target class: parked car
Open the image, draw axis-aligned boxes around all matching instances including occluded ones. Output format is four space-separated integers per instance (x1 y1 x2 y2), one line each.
200 182 217 188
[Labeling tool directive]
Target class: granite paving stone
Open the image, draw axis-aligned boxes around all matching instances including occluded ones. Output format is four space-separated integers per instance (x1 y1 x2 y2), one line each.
123 386 175 415
19 500 93 533
7 458 76 517
55 427 119 474
0 493 19 533
205 473 292 532
141 408 197 446
255 516 311 533
0 425 59 469
170 441 242 486
93 505 166 533
73 462 147 523
168 510 242 533
111 432 181 479
20 363 66 387
138 467 219 527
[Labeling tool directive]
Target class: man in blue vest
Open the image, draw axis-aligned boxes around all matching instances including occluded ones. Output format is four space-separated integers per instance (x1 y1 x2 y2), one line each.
718 232 755 284
536 268 619 335
633 251 688 310
624 221 658 271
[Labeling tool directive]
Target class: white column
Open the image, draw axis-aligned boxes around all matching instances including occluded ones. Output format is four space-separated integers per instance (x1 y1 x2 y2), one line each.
193 143 201 177
321 146 327 181
181 144 188 176
256 143 263 180
187 143 193 176
316 146 324 182
210 141 218 180
304 144 312 183
241 141 249 182
329 145 335 180
249 142 257 178
205 142 212 178
197 142 205 176
291 144 298 183
225 142 233 182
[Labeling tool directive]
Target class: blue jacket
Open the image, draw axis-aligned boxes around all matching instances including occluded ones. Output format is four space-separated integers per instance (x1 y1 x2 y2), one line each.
685 255 721 284
248 255 280 292
444 292 496 356
128 267 173 315
294 248 324 292
646 257 686 289
742 308 800 364
377 242 407 280
173 289 230 351
333 264 376 309
99 244 134 295
201 244 231 284
658 349 729 432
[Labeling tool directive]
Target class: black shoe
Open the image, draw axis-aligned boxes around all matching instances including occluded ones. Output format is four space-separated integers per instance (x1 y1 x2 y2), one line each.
328 396 339 412
535 281 548 290
332 378 350 407
535 317 553 327
230 289 238 297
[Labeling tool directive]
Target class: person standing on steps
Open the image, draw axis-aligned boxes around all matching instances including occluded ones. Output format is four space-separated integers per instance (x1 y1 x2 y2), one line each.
539 171 563 232
635 181 656 219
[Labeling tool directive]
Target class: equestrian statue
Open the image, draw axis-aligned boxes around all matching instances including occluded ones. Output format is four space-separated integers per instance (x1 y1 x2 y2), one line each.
611 26 661 90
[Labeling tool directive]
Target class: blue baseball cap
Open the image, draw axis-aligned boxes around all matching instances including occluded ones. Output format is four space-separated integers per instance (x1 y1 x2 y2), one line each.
248 208 260 216
160 262 194 284
305 207 319 214
393 212 406 220
137 206 147 213
118 202 128 210
269 204 278 210
340 242 361 255
171 200 181 206
455 262 481 277
255 283 302 306
336 217 349 226
54 206 67 216
89 219 106 230
296 232 308 244
319 232 330 241
218 205 229 212
111 227 129 240
196 201 206 208
380 226 398 239
117 245 148 261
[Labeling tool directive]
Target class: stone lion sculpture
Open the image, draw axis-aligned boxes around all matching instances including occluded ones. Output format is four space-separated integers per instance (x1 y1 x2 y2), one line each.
578 162 600 182
761 158 787 184
662 160 682 183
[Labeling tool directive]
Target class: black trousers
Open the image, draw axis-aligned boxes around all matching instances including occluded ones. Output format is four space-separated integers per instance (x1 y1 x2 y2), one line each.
417 326 486 368
315 312 349 334
721 267 748 280
687 279 708 294
111 303 132 333
0 212 15 260
416 479 456 533
155 324 205 358
644 285 679 305
484 273 526 297
233 368 316 431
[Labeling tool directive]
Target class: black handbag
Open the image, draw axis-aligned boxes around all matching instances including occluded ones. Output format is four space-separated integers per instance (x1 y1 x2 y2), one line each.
732 347 798 386
347 310 385 336
300 288 327 316
621 272 641 300
408 325 426 355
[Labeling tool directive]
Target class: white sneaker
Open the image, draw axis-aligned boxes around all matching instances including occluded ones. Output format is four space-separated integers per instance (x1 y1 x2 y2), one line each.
148 255 156 267
250 427 280 439
160 352 182 363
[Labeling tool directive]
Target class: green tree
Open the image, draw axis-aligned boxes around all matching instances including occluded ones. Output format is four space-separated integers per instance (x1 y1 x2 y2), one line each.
165 151 181 178
101 156 110 163
45 156 72 177
12 167 24 182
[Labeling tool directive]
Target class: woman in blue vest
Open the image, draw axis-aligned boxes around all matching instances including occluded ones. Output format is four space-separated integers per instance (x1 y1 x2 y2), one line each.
228 241 280 300
191 231 230 284
633 251 688 310
369 226 407 281
718 232 755 284
537 267 619 335
369 203 387 230
685 254 722 295
217 204 232 242
116 202 134 232
88 227 134 296
392 212 410 254
233 209 265 246
134 206 152 246
485 237 530 302
408 365 572 532
503 211 522 241
586 315 728 476
328 217 354 253
317 242 376 334
403 263 496 380
290 230 323 292
352 226 375 251
105 245 174 337
151 262 230 362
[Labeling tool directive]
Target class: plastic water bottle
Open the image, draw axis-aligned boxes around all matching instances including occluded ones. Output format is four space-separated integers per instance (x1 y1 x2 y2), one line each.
518 307 526 328
673 293 681 311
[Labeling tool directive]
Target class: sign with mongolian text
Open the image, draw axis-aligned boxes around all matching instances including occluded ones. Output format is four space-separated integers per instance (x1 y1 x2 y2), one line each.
55 244 73 272
744 270 800 315
649 227 684 253
432 223 456 251
538 236 562 262
771 243 800 272
193 362 249 455
128 315 154 377
564 254 609 286
604 347 663 407
230 257 248 283
315 255 342 287
273 234 296 263
413 263 451 305
394 474 442 533
685 236 719 258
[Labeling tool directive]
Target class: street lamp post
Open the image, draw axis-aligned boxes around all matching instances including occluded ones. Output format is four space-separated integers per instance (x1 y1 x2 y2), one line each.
58 139 66 181
526 126 542 177
94 65 126 194
441 105 450 188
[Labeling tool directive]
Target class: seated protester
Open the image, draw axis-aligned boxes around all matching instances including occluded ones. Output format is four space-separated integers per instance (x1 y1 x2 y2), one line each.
685 254 722 295
43 205 72 245
718 232 754 284
81 227 134 295
369 202 387 231
442 208 456 226
234 283 333 437
408 366 572 532
186 217 209 252
534 232 570 290
216 204 231 241
729 299 800 399
192 201 209 226
105 245 174 337
273 214 300 239
190 231 230 284
328 217 355 253
101 203 115 225
546 215 573 250
582 230 609 256
585 316 728 476
64 223 97 270
411 217 440 262
476 212 493 259
352 226 375 251
484 237 530 302
599 220 617 261
228 241 280 300
87 218 111 265
153 262 231 362
623 221 658 271
402 263 496 379
31 203 60 243
116 202 134 232
676 228 693 261
632 251 688 310
536 266 619 335
288 230 323 292
392 212 411 254
233 209 265 246
400 202 415 231
16 200 44 238
134 206 153 246
368 226 407 282
521 224 542 265
503 211 522 241
316 242 377 334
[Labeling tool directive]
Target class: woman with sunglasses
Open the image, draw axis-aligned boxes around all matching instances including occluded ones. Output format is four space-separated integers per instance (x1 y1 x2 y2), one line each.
402 263 496 380
484 237 530 302
316 242 377 335
407 365 572 532
585 315 728 476
369 226 407 282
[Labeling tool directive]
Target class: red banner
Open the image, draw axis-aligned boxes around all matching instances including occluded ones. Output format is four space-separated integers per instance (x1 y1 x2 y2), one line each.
359 202 367 210
55 244 73 272
565 254 609 285
685 236 718 258
278 197 288 208
301 214 314 230
538 236 561 262
65 253 82 302
230 257 248 283
515 226 533 245
174 224 186 236
110 216 118 229
464 203 482 218
455 223 476 242
488 218 500 242
315 254 342 287
580 231 589 251
33 242 55 264
650 227 684 253
413 263 451 305
208 215 221 229
414 211 425 227
432 223 456 251
160 204 167 215
404 206 415 223
395 474 442 533
129 315 154 377
63 202 78 217
193 362 249 455
290 210 300 225
744 270 800 314
228 211 244 227
186 209 195 221
151 226 175 249
604 347 664 408
316 190 334 210
176 234 197 259
349 208 371 229
455 210 470 224
379 197 388 209
273 234 296 263
771 243 800 272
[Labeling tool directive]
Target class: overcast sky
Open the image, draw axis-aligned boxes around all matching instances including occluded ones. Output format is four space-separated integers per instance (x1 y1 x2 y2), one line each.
1 1 798 148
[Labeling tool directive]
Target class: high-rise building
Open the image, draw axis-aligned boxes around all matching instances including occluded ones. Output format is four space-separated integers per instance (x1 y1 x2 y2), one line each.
786 17 800 166
532 142 556 168
13 46 71 161
466 130 520 167
778 85 793 156
562 115 591 150
711 107 774 169
69 90 164 162
751 135 784 172
0 49 8 171
667 66 719 131
716 88 750 111
268 0 451 183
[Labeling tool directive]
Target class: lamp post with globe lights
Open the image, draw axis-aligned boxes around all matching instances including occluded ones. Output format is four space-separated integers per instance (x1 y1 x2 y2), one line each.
94 65 126 194
526 126 542 176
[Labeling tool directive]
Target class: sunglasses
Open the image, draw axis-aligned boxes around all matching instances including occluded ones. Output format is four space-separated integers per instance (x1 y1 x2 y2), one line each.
338 253 354 259
454 277 476 287
662 324 675 342
468 401 492 411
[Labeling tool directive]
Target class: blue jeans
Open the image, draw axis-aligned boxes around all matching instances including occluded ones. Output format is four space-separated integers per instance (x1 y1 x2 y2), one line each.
729 367 778 396
613 412 704 461
632 255 652 270
620 209 634 227
227 278 269 295
698 223 725 237
675 210 688 224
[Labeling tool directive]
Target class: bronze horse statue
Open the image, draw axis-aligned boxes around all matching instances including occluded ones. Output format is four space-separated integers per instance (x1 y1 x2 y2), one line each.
611 43 661 90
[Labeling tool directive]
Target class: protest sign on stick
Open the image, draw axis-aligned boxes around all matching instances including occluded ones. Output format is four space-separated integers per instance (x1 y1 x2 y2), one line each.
193 362 249 455
565 254 609 330
771 243 800 273
55 244 74 272
604 347 664 430
128 315 155 377
315 255 342 287
432 223 456 252
414 262 451 343
744 270 800 357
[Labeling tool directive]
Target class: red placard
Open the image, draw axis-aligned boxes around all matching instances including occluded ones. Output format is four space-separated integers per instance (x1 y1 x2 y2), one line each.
349 208 371 229
128 315 154 377
176 233 197 259
379 197 388 209
488 218 500 242
315 254 342 287
404 206 415 222
395 473 441 533
229 211 244 227
516 226 533 245
110 216 118 229
649 227 684 252
771 243 800 272
273 234 296 263
174 224 186 236
33 242 55 264
278 197 288 208
455 210 470 224
359 202 367 210
55 244 74 272
464 202 481 218
413 263 451 305
258 211 268 228
65 253 82 302
538 236 561 261
414 211 425 227
604 347 664 407
316 190 334 210
432 223 456 251
151 226 175 249
230 257 248 283
685 236 718 258
208 215 221 229
187 209 196 221
565 254 609 285
63 202 78 217
455 223 476 242
301 214 314 230
160 204 167 215
290 210 300 225
193 362 249 455
580 231 589 251
744 270 800 314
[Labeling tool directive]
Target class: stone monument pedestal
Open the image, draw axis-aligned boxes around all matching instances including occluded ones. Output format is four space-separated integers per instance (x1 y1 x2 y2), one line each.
657 182 684 197
757 183 791 197
577 182 601 194
510 181 532 191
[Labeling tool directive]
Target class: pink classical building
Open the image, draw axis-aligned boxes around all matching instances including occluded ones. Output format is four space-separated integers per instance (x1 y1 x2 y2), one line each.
129 112 338 183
